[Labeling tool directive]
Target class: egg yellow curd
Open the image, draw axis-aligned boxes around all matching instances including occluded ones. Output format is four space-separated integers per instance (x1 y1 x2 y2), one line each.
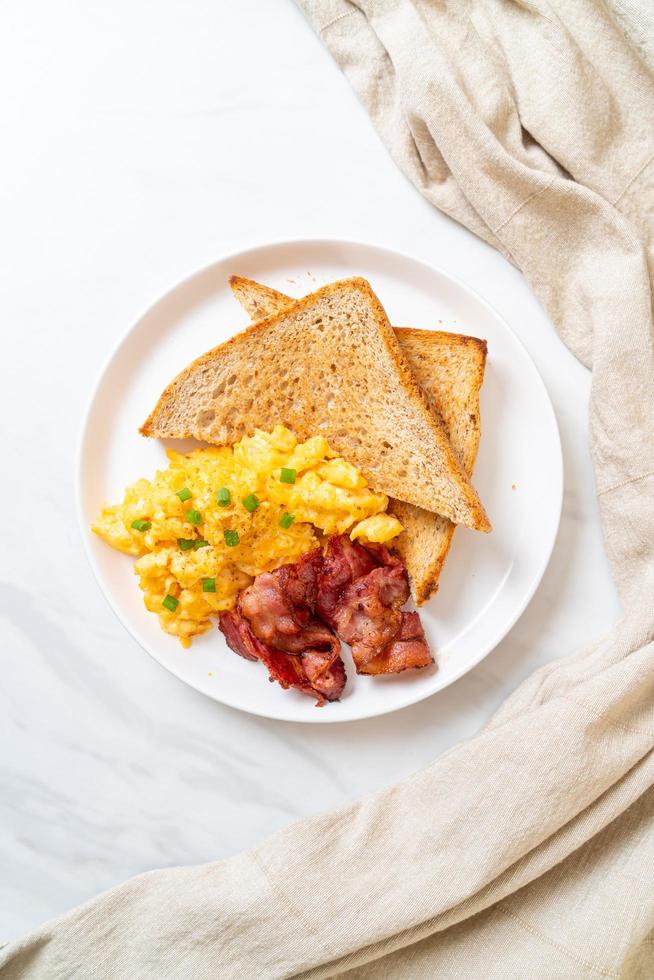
92 426 403 645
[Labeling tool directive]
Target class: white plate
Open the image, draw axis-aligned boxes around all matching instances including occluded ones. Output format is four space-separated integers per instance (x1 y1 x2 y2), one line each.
77 239 562 723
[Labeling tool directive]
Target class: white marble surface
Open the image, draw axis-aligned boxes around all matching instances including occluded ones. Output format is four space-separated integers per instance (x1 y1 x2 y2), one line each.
0 0 622 942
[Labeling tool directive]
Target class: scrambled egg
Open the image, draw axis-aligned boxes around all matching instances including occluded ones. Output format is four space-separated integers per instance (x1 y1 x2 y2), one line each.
93 426 402 645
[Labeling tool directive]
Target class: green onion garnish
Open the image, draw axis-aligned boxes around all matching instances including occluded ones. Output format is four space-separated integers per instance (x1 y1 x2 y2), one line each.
279 512 295 529
194 539 210 550
185 509 202 525
202 577 216 593
216 487 231 506
223 529 240 548
162 594 178 612
131 519 151 532
177 537 196 551
280 467 297 484
176 487 192 502
242 493 260 513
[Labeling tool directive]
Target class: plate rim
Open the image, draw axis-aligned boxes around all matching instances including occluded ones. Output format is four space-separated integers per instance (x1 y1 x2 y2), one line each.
75 236 563 724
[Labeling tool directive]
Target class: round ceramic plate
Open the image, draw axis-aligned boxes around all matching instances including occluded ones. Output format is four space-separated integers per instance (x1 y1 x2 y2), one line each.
77 239 562 723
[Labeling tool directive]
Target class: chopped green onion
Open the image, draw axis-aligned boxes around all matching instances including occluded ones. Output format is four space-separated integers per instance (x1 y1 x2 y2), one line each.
177 537 196 551
193 539 210 550
176 487 192 502
216 487 231 506
223 529 240 548
242 493 260 513
279 512 296 529
202 577 216 593
280 467 297 484
185 509 202 525
131 519 151 532
162 594 178 612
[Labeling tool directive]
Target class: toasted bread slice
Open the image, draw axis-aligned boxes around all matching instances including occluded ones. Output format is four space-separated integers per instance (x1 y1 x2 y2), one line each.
142 277 490 532
390 331 486 602
229 276 487 603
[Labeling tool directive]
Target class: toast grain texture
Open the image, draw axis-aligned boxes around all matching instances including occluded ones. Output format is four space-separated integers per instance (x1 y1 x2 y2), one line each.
230 276 487 603
142 278 490 532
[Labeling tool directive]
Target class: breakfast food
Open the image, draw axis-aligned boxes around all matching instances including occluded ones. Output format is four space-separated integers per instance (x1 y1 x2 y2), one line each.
219 534 432 705
391 333 486 602
141 277 491 532
220 606 346 706
93 426 403 645
94 271 492 708
220 550 347 706
230 276 487 602
315 535 432 675
220 549 346 706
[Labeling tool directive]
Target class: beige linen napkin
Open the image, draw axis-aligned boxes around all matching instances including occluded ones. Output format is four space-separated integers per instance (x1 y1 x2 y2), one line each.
2 1 654 977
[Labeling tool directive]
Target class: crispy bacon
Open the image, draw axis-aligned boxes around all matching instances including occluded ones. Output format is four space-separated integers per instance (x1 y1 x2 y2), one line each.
358 611 433 675
238 549 333 656
219 549 345 705
317 535 433 675
315 534 378 625
219 533 432 705
298 648 347 703
219 610 346 706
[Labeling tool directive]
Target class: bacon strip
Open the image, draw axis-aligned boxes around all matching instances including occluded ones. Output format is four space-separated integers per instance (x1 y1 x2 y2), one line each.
219 609 346 706
317 535 433 675
358 611 432 675
219 534 432 704
219 548 345 705
238 549 335 656
315 534 377 626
